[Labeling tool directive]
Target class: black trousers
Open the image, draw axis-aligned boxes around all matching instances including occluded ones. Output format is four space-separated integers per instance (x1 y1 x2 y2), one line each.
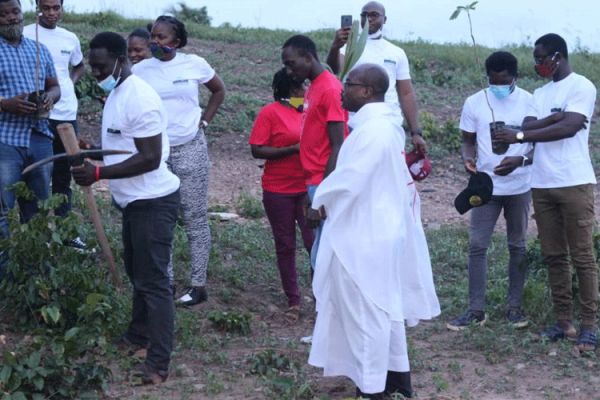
48 119 78 217
122 190 179 371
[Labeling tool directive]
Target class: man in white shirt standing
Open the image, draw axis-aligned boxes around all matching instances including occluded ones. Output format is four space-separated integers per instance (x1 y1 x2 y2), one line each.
307 63 439 399
494 33 597 352
72 32 180 384
447 51 533 331
24 0 84 234
326 1 426 154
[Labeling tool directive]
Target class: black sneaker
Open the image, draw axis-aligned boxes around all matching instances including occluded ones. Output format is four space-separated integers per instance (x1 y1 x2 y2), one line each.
175 286 207 306
506 307 529 328
446 310 487 331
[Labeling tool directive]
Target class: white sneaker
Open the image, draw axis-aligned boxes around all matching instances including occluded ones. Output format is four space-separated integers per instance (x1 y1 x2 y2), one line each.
300 335 312 344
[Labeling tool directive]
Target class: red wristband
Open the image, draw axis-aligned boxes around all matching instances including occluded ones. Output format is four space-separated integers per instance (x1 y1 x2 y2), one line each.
95 165 100 182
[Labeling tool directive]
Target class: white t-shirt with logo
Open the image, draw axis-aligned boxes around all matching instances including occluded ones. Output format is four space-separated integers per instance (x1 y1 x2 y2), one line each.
132 53 215 146
23 24 83 121
102 75 180 208
342 37 411 107
460 87 534 196
526 72 597 189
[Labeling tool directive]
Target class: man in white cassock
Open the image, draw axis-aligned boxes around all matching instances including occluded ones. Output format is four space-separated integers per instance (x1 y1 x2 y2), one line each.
307 63 440 399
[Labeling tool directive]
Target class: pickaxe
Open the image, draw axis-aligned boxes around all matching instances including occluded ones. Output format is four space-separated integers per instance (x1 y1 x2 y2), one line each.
22 123 128 289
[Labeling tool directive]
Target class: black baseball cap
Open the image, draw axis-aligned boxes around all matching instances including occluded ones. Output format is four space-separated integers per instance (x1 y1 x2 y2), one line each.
454 172 493 215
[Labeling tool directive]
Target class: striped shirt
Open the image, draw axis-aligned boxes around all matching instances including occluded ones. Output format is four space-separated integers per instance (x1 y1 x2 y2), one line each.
0 35 56 147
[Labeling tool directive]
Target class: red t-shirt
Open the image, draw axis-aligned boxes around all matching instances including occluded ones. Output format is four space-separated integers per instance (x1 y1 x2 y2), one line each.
300 70 348 185
248 102 307 193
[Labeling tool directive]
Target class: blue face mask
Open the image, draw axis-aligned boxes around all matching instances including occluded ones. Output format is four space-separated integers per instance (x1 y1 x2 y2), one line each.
97 59 121 93
488 80 515 100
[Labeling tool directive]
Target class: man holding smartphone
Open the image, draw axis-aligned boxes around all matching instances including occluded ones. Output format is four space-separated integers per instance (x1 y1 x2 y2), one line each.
327 1 426 154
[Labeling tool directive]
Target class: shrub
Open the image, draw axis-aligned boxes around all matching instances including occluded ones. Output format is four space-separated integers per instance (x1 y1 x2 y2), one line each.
0 183 128 398
165 2 211 26
207 310 252 334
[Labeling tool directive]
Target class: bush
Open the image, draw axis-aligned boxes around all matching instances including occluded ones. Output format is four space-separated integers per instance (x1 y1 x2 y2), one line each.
207 310 252 334
0 183 128 399
165 2 211 26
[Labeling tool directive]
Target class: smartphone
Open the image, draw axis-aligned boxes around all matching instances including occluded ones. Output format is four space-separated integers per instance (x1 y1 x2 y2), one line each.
341 15 352 28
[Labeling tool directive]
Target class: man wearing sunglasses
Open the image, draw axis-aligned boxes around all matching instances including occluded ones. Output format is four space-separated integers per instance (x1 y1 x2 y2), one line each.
326 1 426 155
493 33 597 352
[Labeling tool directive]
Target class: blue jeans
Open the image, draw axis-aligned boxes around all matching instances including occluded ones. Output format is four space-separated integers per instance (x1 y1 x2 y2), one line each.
0 132 53 275
307 184 322 270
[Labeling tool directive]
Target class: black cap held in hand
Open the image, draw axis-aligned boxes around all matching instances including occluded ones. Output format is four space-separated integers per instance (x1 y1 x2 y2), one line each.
454 172 493 215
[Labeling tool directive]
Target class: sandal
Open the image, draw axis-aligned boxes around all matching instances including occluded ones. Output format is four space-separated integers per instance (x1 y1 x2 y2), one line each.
284 305 300 324
576 328 597 352
539 322 577 342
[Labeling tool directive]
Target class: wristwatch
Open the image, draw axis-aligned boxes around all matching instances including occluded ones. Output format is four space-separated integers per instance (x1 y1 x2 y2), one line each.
521 155 529 167
200 120 209 129
515 131 525 143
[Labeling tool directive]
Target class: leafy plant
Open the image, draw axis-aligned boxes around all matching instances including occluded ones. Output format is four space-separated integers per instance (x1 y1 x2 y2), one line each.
236 191 264 219
0 183 128 398
207 310 252 334
450 1 496 122
339 19 369 80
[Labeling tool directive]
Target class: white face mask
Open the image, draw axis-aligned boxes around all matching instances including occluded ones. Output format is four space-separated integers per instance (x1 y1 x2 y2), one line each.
97 59 121 93
368 28 383 40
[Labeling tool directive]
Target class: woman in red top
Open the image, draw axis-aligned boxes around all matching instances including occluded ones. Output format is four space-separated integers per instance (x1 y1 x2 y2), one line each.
249 69 314 323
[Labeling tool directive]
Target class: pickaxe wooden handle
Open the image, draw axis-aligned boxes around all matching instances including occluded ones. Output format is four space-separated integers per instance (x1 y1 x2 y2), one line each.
56 123 123 289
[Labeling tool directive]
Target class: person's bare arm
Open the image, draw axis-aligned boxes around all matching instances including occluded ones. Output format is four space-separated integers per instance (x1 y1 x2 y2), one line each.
397 79 426 153
70 62 85 85
461 130 477 174
494 112 587 144
251 144 299 160
201 73 226 124
323 121 345 178
326 27 351 74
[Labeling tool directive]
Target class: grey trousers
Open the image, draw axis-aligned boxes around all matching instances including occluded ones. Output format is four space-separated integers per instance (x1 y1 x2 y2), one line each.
468 190 531 311
167 130 211 287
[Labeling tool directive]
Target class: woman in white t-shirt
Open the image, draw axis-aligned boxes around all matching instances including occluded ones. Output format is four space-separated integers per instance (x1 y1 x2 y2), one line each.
132 15 226 306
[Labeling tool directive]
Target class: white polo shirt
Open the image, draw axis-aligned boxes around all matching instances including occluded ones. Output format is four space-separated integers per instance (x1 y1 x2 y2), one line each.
132 52 215 146
460 86 534 196
102 75 180 208
24 24 83 121
527 72 597 189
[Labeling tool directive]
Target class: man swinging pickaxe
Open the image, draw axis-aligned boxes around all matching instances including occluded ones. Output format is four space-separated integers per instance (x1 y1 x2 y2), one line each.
23 123 128 288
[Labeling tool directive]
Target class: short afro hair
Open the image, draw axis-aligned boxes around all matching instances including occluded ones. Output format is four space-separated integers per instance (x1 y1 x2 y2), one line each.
282 35 319 61
153 15 188 48
485 51 518 77
535 33 569 60
89 32 127 58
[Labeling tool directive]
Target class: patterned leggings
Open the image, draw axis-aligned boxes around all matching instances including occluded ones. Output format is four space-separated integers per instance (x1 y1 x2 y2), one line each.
167 130 211 287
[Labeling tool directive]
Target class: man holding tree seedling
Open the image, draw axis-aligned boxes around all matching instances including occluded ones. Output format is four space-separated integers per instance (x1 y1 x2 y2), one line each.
0 0 60 276
493 33 598 352
24 0 86 248
326 1 426 154
447 51 534 331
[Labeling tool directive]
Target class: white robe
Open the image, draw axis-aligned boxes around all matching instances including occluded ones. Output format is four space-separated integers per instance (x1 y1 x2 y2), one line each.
308 102 440 393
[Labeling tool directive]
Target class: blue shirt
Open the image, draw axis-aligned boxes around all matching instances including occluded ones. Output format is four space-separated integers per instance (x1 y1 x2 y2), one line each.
0 35 57 147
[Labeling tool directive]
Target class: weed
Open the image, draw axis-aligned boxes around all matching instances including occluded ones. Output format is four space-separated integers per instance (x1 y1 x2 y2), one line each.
236 191 264 219
207 310 252 334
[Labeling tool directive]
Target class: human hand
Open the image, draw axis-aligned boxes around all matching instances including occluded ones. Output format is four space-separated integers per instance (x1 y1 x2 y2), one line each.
71 161 97 186
2 93 37 115
332 27 351 49
306 206 326 229
493 156 522 176
463 158 477 174
411 133 427 154
40 92 54 111
492 127 519 144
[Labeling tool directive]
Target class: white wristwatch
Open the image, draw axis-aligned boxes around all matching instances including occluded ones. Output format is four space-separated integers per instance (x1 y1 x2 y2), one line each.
516 131 525 143
521 155 529 167
200 120 209 129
